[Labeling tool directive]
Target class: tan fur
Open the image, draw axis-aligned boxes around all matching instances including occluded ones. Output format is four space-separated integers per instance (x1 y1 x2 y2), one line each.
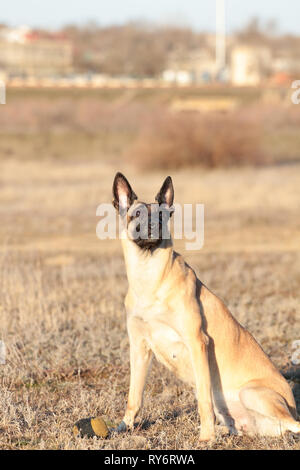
118 208 299 442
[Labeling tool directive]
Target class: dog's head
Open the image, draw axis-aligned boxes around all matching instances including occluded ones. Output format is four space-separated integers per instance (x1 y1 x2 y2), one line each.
112 172 174 250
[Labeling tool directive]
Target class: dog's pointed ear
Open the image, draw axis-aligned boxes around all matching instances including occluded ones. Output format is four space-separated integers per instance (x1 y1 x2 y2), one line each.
113 172 137 215
155 176 174 208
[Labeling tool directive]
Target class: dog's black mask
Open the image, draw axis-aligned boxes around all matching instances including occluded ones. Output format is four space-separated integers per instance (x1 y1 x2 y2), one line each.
113 173 174 251
128 202 172 250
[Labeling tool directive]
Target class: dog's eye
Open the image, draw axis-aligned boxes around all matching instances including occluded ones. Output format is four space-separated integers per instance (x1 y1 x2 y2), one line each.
135 210 140 217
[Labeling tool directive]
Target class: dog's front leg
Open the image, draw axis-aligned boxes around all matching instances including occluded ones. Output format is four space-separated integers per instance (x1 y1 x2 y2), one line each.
187 330 215 442
119 317 153 432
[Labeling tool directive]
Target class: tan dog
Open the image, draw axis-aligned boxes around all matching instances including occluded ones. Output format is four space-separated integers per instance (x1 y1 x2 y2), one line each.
112 172 300 442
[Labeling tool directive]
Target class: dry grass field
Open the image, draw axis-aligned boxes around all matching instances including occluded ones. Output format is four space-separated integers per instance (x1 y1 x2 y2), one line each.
0 88 299 450
0 159 299 450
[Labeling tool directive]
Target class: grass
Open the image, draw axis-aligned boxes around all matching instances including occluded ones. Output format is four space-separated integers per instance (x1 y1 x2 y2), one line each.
0 152 299 450
0 132 133 161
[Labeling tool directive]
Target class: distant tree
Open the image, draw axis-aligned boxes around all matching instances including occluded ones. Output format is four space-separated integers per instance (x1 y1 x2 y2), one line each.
61 22 208 77
60 19 300 77
236 17 267 45
264 19 278 37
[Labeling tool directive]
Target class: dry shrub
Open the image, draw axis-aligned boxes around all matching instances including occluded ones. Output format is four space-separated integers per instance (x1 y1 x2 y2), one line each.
126 109 265 169
246 103 300 130
2 91 299 167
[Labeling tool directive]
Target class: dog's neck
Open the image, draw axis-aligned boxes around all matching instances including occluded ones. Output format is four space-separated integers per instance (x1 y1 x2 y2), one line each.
121 231 174 297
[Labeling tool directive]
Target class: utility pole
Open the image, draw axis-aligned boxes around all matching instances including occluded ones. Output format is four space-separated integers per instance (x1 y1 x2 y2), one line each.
216 0 226 79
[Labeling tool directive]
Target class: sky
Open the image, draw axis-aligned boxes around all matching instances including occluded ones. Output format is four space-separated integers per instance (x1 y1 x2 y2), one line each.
1 0 300 34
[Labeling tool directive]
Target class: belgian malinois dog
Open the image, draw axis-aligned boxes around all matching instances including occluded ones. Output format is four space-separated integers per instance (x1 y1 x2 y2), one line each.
112 172 300 442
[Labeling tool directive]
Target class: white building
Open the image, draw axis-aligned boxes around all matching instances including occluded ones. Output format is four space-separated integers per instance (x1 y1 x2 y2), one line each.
231 45 272 86
162 49 216 85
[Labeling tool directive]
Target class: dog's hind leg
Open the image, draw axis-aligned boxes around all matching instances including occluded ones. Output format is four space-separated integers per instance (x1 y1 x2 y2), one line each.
239 383 300 436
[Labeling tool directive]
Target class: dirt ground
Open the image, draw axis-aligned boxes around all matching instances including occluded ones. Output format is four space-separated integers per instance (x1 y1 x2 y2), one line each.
0 157 299 450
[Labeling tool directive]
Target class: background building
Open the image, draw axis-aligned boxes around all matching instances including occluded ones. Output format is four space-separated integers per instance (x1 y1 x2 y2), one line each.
230 45 272 86
0 26 73 78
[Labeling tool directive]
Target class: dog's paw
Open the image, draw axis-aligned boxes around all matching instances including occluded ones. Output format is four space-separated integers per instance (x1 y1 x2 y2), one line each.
199 431 216 443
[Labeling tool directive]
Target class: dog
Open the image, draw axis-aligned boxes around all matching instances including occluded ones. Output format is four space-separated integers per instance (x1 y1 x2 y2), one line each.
112 172 300 442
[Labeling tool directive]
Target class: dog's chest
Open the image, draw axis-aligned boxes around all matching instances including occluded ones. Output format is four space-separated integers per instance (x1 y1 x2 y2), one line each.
128 306 194 385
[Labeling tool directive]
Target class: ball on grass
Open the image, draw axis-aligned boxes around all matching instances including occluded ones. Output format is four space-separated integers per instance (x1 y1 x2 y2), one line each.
73 416 109 439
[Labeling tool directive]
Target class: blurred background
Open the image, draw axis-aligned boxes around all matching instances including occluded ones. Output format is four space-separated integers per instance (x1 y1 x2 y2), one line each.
1 1 300 169
1 0 300 166
0 0 299 450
